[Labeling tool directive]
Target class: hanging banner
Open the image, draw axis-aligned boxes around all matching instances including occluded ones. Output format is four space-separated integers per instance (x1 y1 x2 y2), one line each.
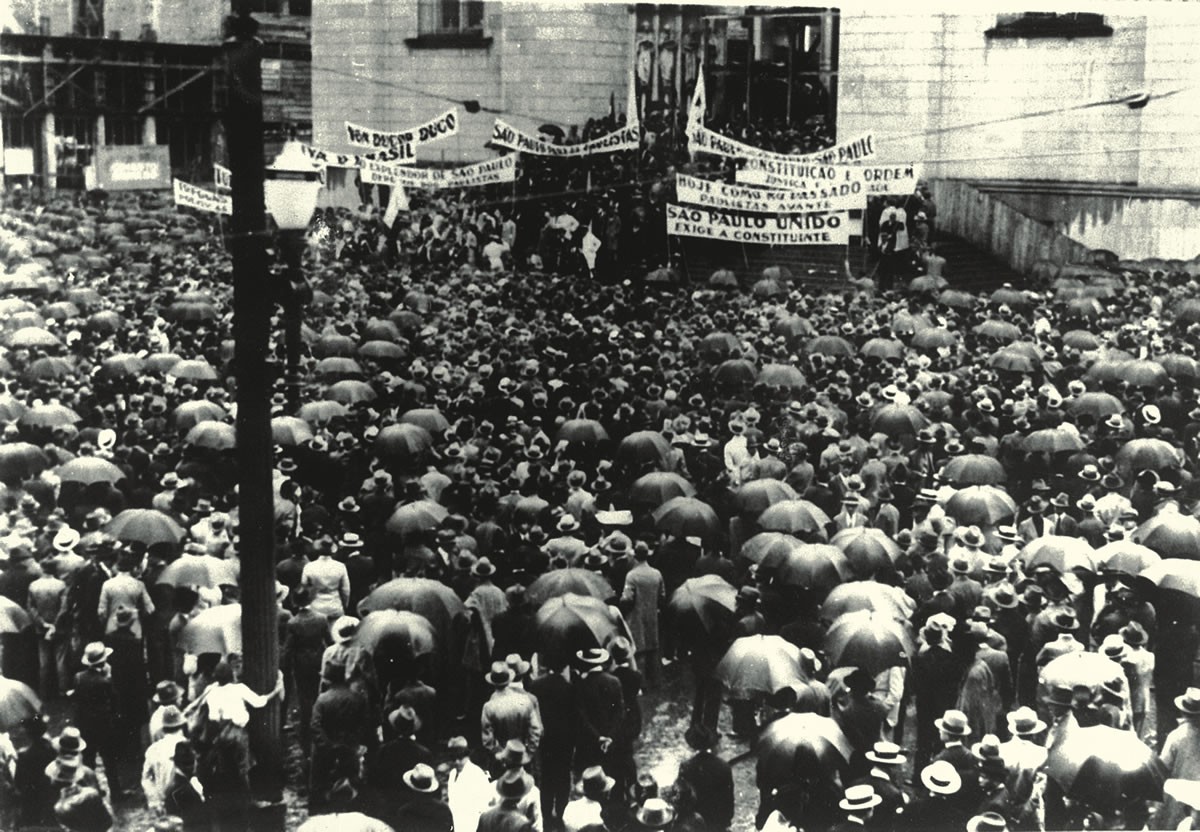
740 162 920 196
345 108 459 159
666 203 848 246
362 154 517 190
490 118 640 157
676 174 862 215
383 185 409 228
213 164 232 191
299 143 415 169
688 125 877 165
173 179 232 215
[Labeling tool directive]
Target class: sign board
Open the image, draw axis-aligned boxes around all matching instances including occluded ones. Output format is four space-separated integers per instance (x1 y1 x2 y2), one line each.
360 154 516 190
93 145 172 190
666 203 849 246
261 59 282 93
4 148 35 176
173 179 232 215
490 118 641 157
213 164 232 191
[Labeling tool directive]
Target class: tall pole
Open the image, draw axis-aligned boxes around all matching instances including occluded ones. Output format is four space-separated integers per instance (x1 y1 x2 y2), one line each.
224 3 282 804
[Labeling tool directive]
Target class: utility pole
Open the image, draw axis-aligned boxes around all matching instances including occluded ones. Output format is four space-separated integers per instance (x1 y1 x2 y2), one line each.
224 1 282 809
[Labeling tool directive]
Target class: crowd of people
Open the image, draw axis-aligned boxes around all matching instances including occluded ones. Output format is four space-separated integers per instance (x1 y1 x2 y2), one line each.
0 141 1196 832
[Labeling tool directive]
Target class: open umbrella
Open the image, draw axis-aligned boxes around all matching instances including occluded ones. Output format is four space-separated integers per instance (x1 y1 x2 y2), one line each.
0 596 32 634
860 338 905 361
1136 513 1200 559
534 593 624 670
144 353 183 374
0 397 27 422
805 335 855 358
824 610 914 675
653 497 720 541
40 301 78 321
385 500 448 536
313 333 358 358
717 634 806 698
708 270 739 290
156 554 237 588
0 442 51 485
1094 541 1161 576
314 357 365 380
1159 353 1199 381
1068 392 1124 420
358 340 406 362
870 404 930 439
55 456 125 485
324 380 377 405
375 424 433 461
172 401 227 432
98 353 146 379
354 610 437 659
23 357 75 381
989 348 1038 374
1040 652 1126 701
615 431 671 468
186 420 236 450
526 569 614 607
941 454 1007 486
400 409 450 434
1139 559 1200 604
757 364 807 389
167 300 218 323
558 419 610 444
758 500 832 536
773 544 853 593
169 359 219 382
944 485 1018 526
179 603 242 655
668 575 737 643
297 814 393 832
911 275 946 292
1047 720 1166 810
86 311 123 334
820 581 914 623
1115 438 1182 476
739 532 805 567
939 290 975 309
0 677 40 731
700 332 741 356
910 328 959 350
1020 535 1095 573
772 316 815 339
973 320 1022 342
734 479 798 515
297 400 348 425
1024 428 1085 454
271 416 314 446
7 326 61 349
629 471 696 506
357 578 466 641
106 509 187 547
752 278 784 297
830 528 901 577
714 359 757 386
1062 330 1102 350
362 319 403 342
756 712 853 789
19 404 80 429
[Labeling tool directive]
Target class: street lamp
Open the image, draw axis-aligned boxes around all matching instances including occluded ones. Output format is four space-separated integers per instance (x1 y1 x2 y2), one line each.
264 140 321 411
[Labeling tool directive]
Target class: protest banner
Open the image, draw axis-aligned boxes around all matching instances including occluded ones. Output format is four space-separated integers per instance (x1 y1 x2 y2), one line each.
666 203 849 246
676 173 862 215
739 161 919 196
213 164 231 191
688 124 877 165
173 179 231 215
93 146 172 190
345 108 459 159
362 154 517 190
490 118 640 157
300 143 414 168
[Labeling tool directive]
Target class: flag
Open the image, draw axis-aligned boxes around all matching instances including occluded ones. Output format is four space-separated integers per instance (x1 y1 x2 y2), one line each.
383 185 408 228
627 67 639 127
686 62 706 135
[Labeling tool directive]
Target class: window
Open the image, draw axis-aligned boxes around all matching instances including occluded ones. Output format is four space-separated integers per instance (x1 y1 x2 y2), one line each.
408 0 490 48
986 12 1112 39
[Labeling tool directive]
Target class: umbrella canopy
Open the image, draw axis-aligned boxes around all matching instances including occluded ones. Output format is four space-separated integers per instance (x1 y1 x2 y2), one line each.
615 431 671 469
19 404 81 429
324 380 377 405
0 595 32 634
169 359 219 382
773 544 854 593
313 333 358 358
23 357 75 380
910 328 959 350
708 269 739 289
1136 513 1200 559
1115 438 1182 475
385 500 448 535
653 497 720 540
667 575 737 644
314 357 365 380
526 569 614 607
0 677 40 732
558 419 610 443
629 471 696 506
739 532 806 567
1047 720 1166 810
85 310 123 334
716 634 806 698
805 335 855 358
358 340 406 362
375 424 433 461
752 278 785 297
179 603 242 655
98 353 146 379
772 316 815 339
106 509 187 547
700 331 741 356
941 454 1007 486
1094 541 1161 576
167 300 219 323
757 363 806 389
6 326 61 349
297 814 393 832
820 581 914 623
297 400 349 425
362 319 403 342
0 442 51 485
0 397 26 422
989 348 1038 374
830 528 901 577
1139 558 1200 599
144 353 183 374
939 290 975 309
357 578 466 641
1024 428 1086 454
859 337 905 361
973 319 1023 342
354 610 437 659
400 408 450 434
758 500 832 536
1020 535 1095 573
714 358 757 386
172 401 227 432
944 485 1018 526
870 404 930 439
55 456 125 485
1067 392 1124 420
186 420 236 450
156 554 237 589
1159 353 1200 381
534 593 624 670
271 416 314 446
756 713 853 789
1040 651 1126 698
734 479 799 515
824 610 914 675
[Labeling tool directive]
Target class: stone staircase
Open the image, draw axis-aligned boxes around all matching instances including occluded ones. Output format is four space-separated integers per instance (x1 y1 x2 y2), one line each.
931 232 1029 291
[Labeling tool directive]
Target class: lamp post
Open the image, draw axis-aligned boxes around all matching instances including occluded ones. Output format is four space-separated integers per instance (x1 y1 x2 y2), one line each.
264 141 321 412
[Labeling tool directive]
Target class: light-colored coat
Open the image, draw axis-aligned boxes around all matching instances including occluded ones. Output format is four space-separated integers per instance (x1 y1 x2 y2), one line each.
621 560 664 653
97 572 154 637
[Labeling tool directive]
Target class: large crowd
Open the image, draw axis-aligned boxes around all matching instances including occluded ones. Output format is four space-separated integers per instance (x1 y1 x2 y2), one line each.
0 147 1196 832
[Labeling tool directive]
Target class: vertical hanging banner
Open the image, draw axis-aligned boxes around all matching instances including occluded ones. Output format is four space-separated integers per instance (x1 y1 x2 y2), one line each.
213 163 232 191
383 185 409 228
173 179 232 215
686 61 706 135
345 108 460 161
666 203 848 246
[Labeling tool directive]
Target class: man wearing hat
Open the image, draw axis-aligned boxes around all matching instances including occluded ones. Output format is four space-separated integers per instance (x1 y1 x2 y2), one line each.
1160 687 1200 827
1119 622 1155 739
905 760 970 832
573 647 625 773
999 706 1049 814
829 783 882 832
365 705 432 790
283 586 326 753
310 661 372 812
468 557 508 657
1017 497 1051 543
490 741 542 830
1034 609 1083 671
855 741 907 827
27 556 70 699
478 769 536 832
620 541 664 686
141 704 188 813
677 723 734 831
391 763 454 832
480 661 543 770
71 641 127 797
14 715 56 825
546 514 588 563
912 619 961 774
631 797 676 830
339 532 375 616
61 535 118 653
563 765 614 832
446 735 492 832
933 709 978 781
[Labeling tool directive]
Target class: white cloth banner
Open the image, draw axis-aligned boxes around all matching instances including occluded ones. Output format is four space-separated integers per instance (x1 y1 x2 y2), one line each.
688 124 877 165
676 173 862 215
299 143 415 169
173 179 231 215
739 162 920 196
686 63 706 135
362 154 516 190
490 118 640 157
345 108 459 159
666 203 849 246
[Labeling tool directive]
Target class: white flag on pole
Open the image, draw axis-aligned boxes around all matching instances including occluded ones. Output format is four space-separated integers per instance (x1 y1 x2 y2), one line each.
383 185 408 228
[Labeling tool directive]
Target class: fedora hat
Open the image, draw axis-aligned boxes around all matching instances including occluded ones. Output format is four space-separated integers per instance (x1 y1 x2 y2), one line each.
581 765 615 799
446 735 470 758
1175 687 1200 715
839 783 883 813
471 557 497 578
921 760 962 796
865 741 906 766
1101 472 1124 490
950 557 973 576
635 797 677 829
52 726 87 757
1024 496 1046 515
160 705 187 732
497 769 534 800
338 532 363 550
1120 622 1148 647
1052 609 1078 631
1078 463 1101 482
1100 633 1128 662
387 705 420 736
1050 492 1070 509
486 661 515 688
402 763 440 794
957 526 984 548
1006 706 1047 736
505 653 532 679
495 739 532 768
992 586 1018 609
935 709 971 736
81 642 113 668
575 647 610 667
331 615 359 644
968 812 1009 832
556 514 581 533
153 680 182 706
